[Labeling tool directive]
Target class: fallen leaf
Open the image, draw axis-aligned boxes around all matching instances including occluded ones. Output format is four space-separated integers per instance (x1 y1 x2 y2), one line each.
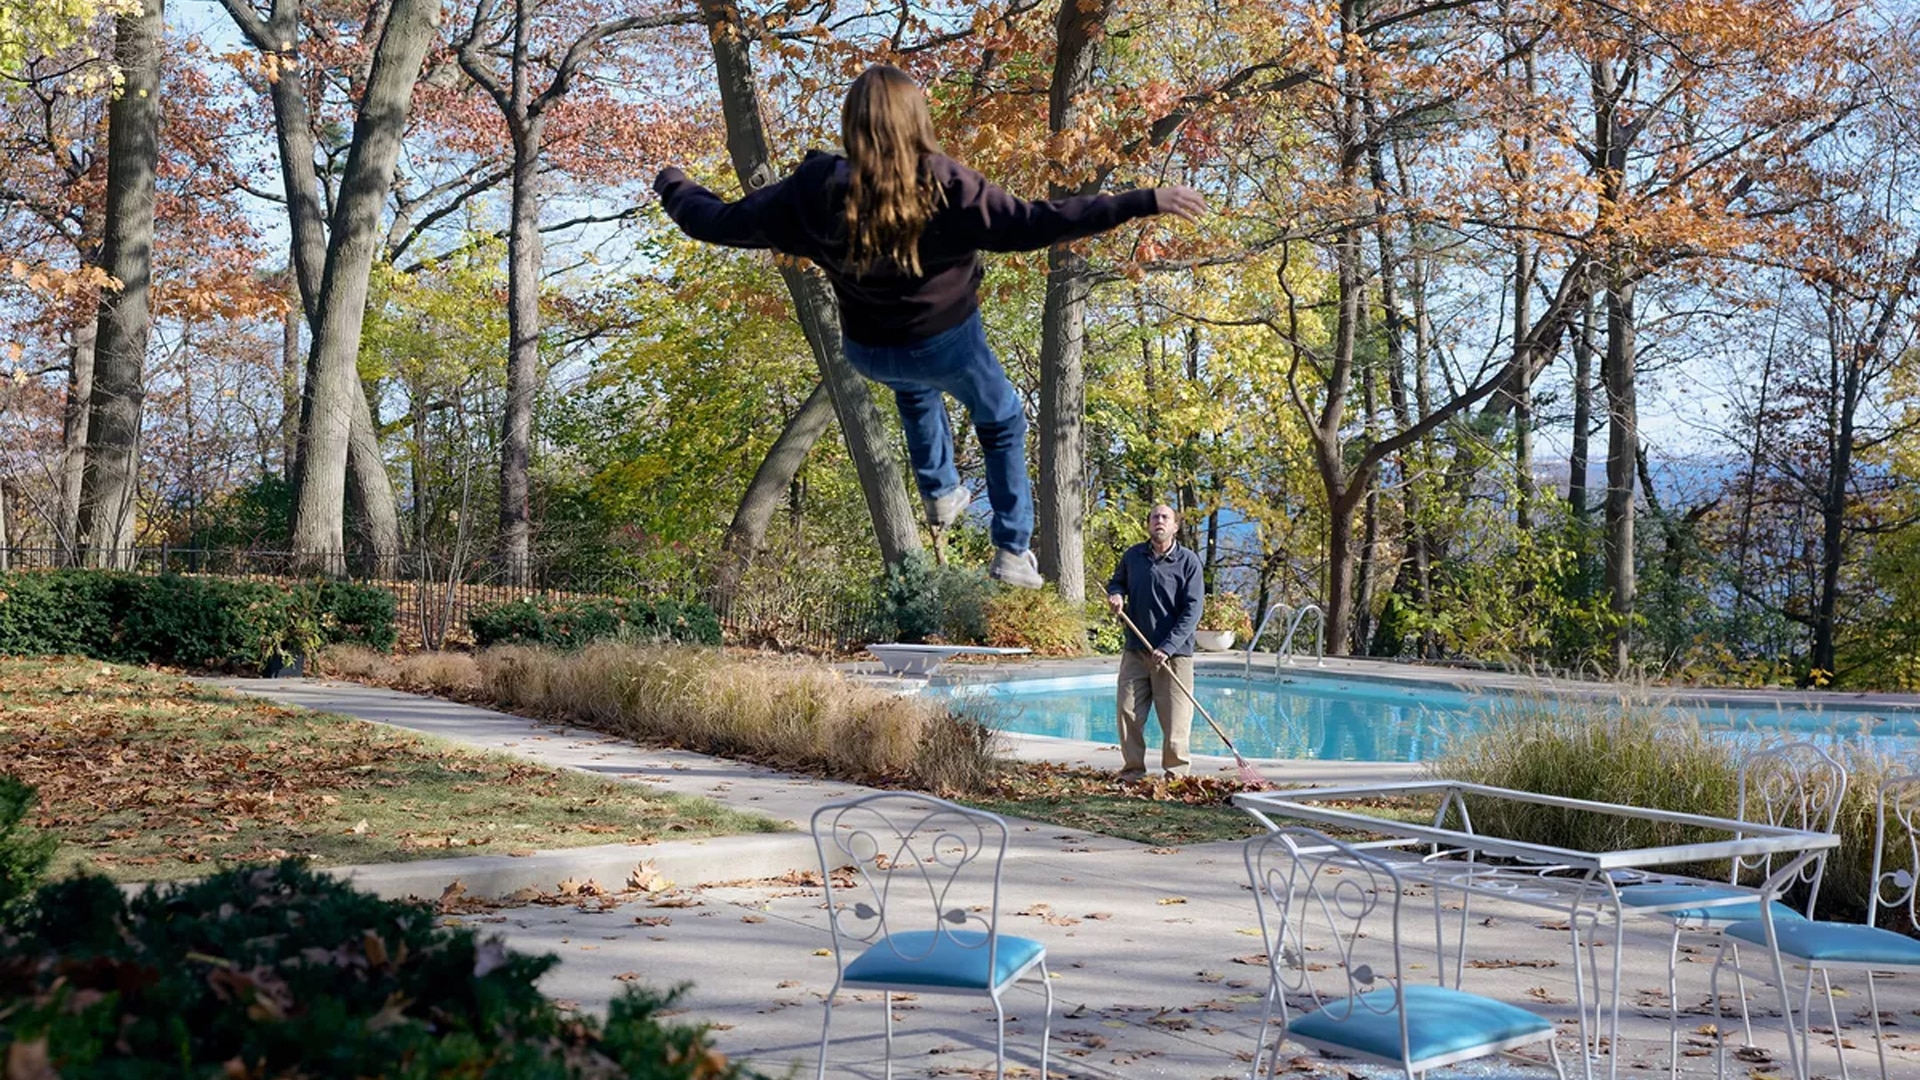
1156 897 1187 905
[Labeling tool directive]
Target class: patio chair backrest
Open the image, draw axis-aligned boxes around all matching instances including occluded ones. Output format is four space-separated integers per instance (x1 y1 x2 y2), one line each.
1246 827 1407 1024
1867 772 1920 931
811 792 1011 974
1732 740 1848 912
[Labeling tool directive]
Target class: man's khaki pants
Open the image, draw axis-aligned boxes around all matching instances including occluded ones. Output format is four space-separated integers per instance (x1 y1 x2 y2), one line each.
1116 649 1193 779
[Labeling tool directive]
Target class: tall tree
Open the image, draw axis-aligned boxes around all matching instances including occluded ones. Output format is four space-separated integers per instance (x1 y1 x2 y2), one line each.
219 0 404 564
455 1 695 582
287 0 442 570
75 0 163 566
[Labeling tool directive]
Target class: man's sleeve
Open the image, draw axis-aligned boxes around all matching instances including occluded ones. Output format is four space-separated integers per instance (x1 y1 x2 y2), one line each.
1159 553 1205 651
654 167 789 250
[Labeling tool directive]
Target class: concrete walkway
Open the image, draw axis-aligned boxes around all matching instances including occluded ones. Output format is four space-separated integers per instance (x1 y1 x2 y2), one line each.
206 676 1920 1080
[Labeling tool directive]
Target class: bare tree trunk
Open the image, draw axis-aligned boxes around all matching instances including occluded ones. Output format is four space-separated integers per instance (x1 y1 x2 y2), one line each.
1512 239 1535 531
77 0 164 570
498 134 541 581
1568 292 1595 520
699 0 918 567
1033 0 1111 602
289 0 442 572
282 287 301 480
1355 309 1381 653
58 320 95 558
1602 275 1637 672
716 382 835 601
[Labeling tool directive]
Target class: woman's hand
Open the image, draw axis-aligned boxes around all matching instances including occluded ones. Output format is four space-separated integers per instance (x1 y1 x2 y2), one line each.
1154 185 1207 222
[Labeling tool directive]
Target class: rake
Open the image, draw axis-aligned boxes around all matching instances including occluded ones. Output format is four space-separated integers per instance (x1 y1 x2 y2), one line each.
1113 608 1271 790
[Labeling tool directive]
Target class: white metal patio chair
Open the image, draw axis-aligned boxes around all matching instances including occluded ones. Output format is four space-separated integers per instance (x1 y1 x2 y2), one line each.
1614 740 1848 1076
1245 826 1566 1080
811 792 1051 1080
1711 771 1920 1080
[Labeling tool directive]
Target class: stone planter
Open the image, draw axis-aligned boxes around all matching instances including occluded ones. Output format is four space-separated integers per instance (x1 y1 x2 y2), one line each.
1193 629 1237 652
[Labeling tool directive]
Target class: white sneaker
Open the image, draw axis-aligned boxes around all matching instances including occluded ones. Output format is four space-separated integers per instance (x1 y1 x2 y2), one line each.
924 486 970 529
988 547 1044 589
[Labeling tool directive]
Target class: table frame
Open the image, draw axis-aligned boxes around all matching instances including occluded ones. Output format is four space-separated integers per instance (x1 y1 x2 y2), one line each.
1235 780 1840 1080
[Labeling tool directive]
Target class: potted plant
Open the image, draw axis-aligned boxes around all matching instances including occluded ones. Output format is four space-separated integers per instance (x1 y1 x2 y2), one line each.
249 588 326 677
1194 591 1254 651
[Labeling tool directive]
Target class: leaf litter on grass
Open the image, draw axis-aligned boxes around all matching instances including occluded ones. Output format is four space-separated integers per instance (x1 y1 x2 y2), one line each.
0 658 778 881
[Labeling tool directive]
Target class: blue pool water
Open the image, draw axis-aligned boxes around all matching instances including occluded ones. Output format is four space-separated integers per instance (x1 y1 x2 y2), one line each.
945 672 1920 764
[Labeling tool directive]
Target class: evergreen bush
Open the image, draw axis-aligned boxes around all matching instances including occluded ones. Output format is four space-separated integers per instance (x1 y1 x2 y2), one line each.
0 571 396 668
0 860 759 1077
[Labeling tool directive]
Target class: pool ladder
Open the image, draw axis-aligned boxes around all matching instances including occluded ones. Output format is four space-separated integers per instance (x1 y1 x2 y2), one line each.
1244 603 1326 677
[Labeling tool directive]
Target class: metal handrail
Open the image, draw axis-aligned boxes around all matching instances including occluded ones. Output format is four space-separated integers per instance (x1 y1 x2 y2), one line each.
1244 602 1291 678
1281 604 1326 668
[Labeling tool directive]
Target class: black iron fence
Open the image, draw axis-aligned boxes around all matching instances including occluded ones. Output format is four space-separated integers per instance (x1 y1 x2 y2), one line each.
0 546 881 655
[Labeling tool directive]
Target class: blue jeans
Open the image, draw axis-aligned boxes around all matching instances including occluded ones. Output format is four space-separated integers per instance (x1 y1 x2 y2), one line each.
841 311 1032 553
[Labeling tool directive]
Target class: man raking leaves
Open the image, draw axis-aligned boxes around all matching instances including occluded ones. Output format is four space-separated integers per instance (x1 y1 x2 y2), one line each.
1105 504 1270 788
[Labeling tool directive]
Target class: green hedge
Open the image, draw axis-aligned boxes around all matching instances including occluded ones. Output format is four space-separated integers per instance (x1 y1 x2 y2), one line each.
0 860 759 1078
0 570 397 667
470 596 722 650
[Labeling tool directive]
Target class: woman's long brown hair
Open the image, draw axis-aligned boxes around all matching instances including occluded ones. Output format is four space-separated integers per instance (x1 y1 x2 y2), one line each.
842 65 944 278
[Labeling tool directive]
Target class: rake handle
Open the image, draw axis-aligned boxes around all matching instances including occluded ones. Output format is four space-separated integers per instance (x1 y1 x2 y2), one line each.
1112 606 1245 759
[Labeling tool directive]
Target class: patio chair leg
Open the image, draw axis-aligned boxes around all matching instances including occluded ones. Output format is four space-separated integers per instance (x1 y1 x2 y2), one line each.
1549 1037 1569 1080
1730 940 1755 1045
1251 978 1279 1080
884 990 895 1080
816 988 837 1080
1865 971 1887 1080
992 988 1007 1080
1667 924 1684 1080
1709 939 1732 1080
1037 959 1053 1080
1817 969 1848 1080
1798 966 1820 1080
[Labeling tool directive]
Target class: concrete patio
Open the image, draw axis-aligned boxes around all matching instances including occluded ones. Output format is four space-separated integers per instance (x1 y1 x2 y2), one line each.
204 670 1920 1079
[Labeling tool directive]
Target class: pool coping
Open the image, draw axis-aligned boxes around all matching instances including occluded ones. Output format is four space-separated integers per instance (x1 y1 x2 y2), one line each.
843 651 1920 716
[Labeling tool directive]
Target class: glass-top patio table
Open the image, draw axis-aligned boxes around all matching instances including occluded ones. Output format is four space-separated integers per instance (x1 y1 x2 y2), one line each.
1234 780 1841 1080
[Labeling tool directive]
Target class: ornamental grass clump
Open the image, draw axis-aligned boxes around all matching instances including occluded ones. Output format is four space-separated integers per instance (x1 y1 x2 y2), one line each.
473 644 1003 795
1434 697 1914 922
1432 697 1743 863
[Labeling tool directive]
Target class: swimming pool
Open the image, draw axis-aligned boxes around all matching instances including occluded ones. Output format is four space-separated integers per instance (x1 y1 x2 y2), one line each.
944 671 1920 764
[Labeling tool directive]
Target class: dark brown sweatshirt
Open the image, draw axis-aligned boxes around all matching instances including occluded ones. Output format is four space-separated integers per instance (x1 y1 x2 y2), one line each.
654 151 1162 346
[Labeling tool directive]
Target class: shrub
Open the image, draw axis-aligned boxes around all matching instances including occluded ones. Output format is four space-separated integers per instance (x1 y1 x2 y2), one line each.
0 861 760 1077
1084 600 1125 654
984 588 1086 656
874 552 942 643
470 597 548 647
867 554 995 645
1198 592 1254 637
318 580 399 651
119 575 256 666
469 596 723 650
0 570 123 656
0 571 397 669
0 777 56 930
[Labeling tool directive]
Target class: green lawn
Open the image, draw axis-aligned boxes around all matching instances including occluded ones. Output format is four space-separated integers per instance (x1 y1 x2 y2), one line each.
0 658 780 882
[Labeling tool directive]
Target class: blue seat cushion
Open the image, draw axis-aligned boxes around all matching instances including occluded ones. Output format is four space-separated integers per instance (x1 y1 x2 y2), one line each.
1289 985 1553 1065
1619 883 1805 925
1725 918 1920 965
842 930 1044 990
